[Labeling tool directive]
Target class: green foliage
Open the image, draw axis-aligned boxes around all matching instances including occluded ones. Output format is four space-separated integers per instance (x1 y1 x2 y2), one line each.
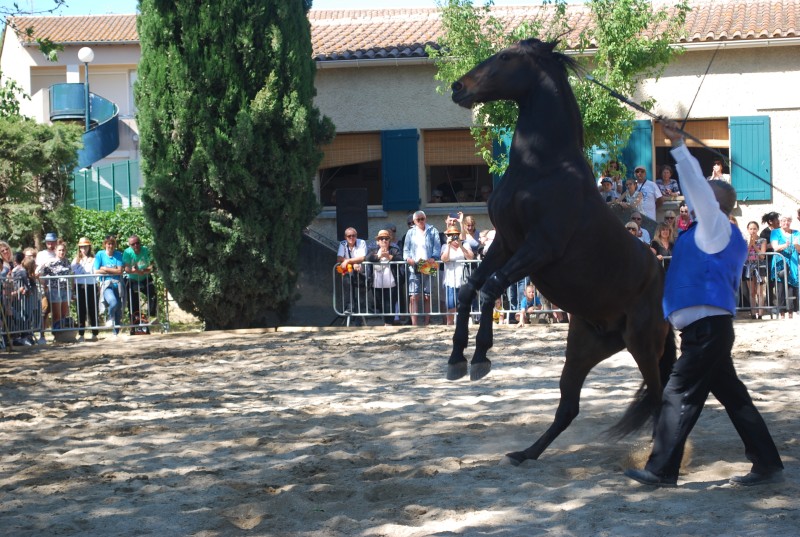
0 74 30 118
71 206 154 256
0 115 82 247
136 0 334 329
429 0 689 175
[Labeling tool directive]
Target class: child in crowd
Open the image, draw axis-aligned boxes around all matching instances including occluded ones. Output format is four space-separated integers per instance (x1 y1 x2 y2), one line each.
515 284 543 325
493 297 506 324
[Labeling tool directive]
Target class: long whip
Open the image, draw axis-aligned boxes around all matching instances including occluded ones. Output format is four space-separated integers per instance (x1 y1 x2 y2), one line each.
583 74 800 205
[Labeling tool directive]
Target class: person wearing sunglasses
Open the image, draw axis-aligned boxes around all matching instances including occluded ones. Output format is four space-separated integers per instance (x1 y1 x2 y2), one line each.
676 202 693 235
123 235 157 333
402 211 441 326
366 229 402 326
441 224 474 325
337 227 368 324
632 165 663 221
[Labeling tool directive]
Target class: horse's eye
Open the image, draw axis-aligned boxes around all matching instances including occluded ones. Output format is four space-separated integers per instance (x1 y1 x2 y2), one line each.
500 53 510 61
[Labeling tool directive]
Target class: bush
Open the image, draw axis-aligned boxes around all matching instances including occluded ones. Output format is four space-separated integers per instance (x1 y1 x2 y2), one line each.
71 206 154 258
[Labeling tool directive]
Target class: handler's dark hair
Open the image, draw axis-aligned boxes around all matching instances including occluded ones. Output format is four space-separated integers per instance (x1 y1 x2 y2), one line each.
709 180 737 216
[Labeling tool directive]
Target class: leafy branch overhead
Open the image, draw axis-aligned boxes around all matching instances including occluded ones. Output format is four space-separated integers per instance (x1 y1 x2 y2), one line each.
2 0 67 61
428 0 689 174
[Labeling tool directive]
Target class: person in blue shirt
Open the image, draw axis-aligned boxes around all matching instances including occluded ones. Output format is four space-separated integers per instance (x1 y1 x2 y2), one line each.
94 235 125 336
625 120 783 488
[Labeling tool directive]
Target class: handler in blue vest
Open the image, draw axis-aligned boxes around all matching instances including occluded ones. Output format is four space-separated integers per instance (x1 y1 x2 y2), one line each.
625 120 784 488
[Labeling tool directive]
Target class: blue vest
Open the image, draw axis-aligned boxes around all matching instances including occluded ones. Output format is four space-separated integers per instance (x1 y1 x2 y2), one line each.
663 222 746 318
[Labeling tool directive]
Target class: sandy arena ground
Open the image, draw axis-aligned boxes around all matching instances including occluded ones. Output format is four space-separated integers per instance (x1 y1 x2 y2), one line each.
0 320 797 536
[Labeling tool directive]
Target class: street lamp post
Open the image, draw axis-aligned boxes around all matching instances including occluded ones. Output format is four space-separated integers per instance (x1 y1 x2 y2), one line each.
77 47 94 132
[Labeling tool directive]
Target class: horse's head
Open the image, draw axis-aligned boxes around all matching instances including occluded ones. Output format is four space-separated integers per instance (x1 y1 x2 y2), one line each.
451 38 575 108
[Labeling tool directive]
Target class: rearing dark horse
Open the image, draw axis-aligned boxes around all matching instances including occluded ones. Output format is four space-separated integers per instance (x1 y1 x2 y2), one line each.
449 38 675 464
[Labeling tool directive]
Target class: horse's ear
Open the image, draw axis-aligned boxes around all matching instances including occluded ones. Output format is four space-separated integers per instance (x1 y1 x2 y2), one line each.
543 40 560 53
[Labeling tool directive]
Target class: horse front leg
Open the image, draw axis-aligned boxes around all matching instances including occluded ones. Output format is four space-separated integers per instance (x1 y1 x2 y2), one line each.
447 281 479 380
470 270 512 381
448 249 508 381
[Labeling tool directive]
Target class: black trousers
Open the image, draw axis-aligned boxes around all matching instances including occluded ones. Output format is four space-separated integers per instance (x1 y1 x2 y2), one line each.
127 277 158 323
646 315 783 480
776 281 799 313
76 283 99 336
373 286 397 324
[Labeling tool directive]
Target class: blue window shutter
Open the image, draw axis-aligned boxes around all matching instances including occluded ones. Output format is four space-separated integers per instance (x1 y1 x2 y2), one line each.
491 128 513 185
591 146 610 177
729 116 771 201
621 119 653 178
382 129 420 211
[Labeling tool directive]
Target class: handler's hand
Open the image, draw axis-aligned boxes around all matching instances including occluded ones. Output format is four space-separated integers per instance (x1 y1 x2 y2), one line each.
661 119 684 145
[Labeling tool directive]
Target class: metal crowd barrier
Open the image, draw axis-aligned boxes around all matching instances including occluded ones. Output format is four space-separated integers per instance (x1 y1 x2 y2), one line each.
736 251 794 319
1 272 168 350
332 259 564 326
333 252 796 326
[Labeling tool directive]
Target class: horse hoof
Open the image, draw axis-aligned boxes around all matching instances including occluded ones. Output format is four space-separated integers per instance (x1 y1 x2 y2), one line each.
469 360 492 381
446 361 468 381
503 452 525 466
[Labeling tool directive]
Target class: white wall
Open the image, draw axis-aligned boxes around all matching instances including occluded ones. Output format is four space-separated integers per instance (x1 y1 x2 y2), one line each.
314 63 473 132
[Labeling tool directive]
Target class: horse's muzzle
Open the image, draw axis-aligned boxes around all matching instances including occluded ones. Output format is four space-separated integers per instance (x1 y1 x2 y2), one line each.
451 81 473 108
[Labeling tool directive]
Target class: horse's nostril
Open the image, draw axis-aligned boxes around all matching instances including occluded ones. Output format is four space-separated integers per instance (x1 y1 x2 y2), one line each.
451 81 462 92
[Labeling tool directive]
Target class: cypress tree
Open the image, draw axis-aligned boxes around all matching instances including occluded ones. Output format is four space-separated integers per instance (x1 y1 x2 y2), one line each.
136 0 333 329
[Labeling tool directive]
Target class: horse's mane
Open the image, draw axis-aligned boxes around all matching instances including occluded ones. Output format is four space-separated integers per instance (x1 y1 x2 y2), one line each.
518 38 578 74
517 38 584 149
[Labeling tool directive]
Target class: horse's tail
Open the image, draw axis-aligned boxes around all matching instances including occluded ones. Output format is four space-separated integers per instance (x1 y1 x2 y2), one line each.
607 325 677 438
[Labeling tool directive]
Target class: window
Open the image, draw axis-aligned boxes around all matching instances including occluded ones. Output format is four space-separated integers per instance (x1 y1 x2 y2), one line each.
654 119 730 184
319 132 382 207
424 129 492 204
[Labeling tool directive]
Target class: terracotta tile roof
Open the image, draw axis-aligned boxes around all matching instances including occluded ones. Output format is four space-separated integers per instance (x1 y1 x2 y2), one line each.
9 14 138 44
7 0 800 60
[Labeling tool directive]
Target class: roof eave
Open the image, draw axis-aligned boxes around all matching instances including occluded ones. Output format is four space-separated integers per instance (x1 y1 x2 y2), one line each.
315 57 435 68
677 37 800 50
21 40 140 47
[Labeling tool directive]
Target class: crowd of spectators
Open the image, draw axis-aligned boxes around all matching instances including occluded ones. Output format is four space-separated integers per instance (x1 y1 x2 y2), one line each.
1 232 158 348
336 209 567 327
336 159 800 326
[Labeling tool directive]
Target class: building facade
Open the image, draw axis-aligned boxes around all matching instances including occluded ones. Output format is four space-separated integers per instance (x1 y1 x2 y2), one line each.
2 1 798 241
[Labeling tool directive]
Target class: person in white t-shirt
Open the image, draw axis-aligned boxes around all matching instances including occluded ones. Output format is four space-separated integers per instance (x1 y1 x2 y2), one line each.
337 227 368 323
633 165 663 221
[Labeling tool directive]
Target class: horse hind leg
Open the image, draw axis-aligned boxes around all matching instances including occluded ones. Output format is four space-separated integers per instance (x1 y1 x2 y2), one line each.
608 319 672 438
506 319 625 465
